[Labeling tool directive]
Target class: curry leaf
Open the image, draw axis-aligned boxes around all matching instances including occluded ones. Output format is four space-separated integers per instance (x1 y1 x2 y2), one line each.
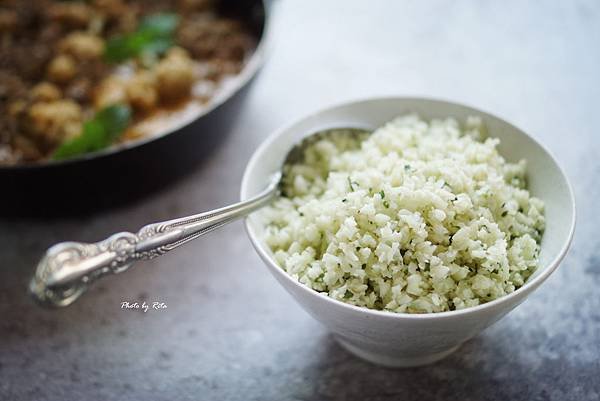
104 13 179 63
139 13 179 35
53 104 131 160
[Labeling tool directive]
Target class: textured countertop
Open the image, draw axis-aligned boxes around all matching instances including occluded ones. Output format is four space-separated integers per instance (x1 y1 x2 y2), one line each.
1 1 599 400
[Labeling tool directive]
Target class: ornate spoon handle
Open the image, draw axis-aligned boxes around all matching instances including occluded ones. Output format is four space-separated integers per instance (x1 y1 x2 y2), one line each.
30 173 280 308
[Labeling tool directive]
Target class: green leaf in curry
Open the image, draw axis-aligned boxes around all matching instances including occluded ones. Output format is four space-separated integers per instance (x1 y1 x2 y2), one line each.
139 13 179 36
104 13 180 63
53 104 131 160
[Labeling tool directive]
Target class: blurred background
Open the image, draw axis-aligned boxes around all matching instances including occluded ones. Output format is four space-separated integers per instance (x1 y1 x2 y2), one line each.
1 1 598 400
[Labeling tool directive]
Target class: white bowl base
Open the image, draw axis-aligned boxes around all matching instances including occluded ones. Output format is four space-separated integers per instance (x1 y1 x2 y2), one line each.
337 338 461 368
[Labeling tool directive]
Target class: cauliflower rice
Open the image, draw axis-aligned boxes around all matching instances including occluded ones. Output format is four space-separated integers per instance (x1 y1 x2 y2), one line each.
261 114 545 313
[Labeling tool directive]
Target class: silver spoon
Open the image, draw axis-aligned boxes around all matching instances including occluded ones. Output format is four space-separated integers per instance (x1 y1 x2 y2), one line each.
29 128 370 308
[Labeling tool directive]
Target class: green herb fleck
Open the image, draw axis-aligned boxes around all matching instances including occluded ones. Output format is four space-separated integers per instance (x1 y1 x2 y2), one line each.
104 13 179 63
383 200 390 208
347 176 355 191
342 198 347 203
53 104 131 159
501 210 508 217
379 190 385 199
404 164 411 171
343 290 353 299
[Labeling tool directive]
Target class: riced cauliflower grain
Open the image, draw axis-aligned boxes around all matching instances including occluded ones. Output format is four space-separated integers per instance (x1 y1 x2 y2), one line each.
261 115 545 314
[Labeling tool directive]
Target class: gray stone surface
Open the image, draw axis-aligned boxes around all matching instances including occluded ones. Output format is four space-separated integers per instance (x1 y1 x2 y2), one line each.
1 1 599 400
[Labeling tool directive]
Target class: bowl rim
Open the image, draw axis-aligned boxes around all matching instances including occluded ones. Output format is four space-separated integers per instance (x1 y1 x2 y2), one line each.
241 96 576 320
0 0 274 171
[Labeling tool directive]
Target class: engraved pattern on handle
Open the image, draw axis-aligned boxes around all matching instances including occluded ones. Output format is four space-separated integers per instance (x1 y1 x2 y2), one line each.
30 173 280 308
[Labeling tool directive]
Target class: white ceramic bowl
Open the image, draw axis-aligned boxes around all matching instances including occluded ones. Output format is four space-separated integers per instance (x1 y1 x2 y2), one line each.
241 97 576 367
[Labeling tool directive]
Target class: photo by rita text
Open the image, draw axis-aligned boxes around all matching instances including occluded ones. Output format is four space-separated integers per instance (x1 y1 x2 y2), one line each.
121 301 167 313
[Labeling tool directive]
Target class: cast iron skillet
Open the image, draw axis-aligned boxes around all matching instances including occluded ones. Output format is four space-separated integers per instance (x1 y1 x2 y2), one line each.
0 0 271 217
